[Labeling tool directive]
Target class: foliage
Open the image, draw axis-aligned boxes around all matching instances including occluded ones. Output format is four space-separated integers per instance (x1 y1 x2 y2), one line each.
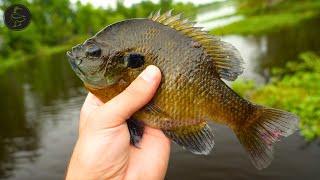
212 11 316 35
0 0 197 72
236 0 320 15
1 0 319 141
211 0 320 35
232 52 320 140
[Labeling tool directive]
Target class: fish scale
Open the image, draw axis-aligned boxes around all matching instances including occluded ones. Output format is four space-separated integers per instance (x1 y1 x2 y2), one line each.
67 10 299 170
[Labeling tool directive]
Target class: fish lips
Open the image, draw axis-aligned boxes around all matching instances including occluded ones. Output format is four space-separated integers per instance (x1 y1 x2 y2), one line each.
66 47 111 88
66 47 86 80
67 44 119 88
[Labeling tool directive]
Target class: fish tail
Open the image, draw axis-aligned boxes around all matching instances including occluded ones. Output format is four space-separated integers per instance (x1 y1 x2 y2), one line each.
234 106 299 169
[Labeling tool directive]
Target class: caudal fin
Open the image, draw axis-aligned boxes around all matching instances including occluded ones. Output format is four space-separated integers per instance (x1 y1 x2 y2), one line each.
234 106 299 169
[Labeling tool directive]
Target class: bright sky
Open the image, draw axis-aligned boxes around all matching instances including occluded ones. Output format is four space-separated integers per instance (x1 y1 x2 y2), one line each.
70 0 224 9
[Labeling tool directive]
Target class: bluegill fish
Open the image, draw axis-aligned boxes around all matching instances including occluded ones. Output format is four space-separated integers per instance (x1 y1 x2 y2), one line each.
66 10 298 169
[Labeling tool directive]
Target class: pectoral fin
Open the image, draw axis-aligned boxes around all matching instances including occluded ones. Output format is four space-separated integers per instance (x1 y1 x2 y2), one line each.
163 122 214 155
127 117 145 147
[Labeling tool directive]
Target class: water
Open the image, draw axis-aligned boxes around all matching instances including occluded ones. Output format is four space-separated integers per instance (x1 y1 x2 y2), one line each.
0 53 84 179
1 17 320 180
222 17 320 84
196 5 244 30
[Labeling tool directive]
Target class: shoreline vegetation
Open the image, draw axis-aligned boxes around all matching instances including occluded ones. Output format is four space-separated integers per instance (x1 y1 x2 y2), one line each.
232 52 320 141
1 0 319 140
1 0 319 72
0 0 197 74
212 0 320 35
212 0 320 141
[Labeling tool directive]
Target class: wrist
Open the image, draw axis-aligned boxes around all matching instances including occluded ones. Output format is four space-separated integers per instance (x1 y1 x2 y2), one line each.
66 138 128 180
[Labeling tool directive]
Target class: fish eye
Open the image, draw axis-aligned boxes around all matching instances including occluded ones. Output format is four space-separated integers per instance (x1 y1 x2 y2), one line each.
85 44 101 58
125 53 145 68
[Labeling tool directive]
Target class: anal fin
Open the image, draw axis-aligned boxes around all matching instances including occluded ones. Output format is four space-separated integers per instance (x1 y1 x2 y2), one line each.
127 117 145 147
163 122 214 155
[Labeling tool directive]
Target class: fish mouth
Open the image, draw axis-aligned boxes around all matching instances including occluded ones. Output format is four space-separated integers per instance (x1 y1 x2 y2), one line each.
67 47 114 88
67 44 118 88
66 46 86 80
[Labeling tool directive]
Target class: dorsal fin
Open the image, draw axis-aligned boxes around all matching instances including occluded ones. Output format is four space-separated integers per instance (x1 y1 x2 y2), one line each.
148 10 244 81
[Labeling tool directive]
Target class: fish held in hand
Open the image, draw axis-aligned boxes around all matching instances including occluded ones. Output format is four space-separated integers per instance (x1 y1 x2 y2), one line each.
66 10 299 170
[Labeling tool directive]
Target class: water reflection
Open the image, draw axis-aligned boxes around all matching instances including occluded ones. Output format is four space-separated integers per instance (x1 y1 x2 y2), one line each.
223 17 320 83
0 53 83 178
0 17 319 179
258 18 320 72
0 72 38 178
196 5 244 30
166 124 320 180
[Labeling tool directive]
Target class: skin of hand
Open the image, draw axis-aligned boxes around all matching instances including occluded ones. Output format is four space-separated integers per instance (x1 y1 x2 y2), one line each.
66 65 171 180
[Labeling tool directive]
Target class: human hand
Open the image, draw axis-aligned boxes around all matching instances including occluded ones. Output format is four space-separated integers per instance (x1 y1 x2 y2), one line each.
66 65 171 180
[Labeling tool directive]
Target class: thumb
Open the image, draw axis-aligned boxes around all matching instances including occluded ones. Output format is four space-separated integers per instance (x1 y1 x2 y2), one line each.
92 65 161 129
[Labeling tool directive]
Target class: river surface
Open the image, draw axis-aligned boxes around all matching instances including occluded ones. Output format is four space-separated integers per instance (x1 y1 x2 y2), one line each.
1 11 320 180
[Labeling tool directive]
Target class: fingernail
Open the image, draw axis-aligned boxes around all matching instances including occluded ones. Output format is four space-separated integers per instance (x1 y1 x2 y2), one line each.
139 65 159 83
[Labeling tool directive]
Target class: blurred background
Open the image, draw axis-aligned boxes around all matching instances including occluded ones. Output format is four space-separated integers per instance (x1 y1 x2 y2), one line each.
0 0 319 179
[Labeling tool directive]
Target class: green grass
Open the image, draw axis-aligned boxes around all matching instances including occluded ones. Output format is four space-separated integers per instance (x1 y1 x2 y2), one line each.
232 52 320 140
210 0 320 35
212 11 317 35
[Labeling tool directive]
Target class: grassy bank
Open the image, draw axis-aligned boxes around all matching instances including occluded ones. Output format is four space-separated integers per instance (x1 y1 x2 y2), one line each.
232 52 320 140
211 0 320 35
